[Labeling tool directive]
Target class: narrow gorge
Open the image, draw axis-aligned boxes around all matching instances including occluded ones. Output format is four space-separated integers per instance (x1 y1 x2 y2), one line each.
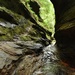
0 0 75 75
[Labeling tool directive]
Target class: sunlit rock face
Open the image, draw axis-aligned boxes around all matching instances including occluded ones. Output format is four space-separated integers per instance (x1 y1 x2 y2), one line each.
51 0 75 68
0 0 55 42
20 0 55 40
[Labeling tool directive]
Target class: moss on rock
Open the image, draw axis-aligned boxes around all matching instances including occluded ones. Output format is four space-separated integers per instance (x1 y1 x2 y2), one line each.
20 0 55 40
0 0 55 43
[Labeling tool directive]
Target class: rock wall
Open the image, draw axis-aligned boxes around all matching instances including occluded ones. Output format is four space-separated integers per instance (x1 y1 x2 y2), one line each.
0 0 57 75
51 0 75 69
1 0 75 75
0 0 55 41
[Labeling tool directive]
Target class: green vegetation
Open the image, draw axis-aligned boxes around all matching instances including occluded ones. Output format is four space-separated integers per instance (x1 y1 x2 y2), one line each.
0 0 55 41
20 0 55 40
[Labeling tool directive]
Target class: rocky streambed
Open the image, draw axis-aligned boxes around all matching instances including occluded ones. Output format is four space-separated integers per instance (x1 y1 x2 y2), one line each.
0 41 74 75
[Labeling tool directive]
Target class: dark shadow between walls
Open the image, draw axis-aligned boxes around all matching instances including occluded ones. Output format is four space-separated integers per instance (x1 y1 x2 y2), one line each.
51 0 75 68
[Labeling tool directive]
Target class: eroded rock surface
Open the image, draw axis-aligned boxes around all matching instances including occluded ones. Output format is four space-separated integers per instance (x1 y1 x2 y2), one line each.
1 0 74 75
0 0 56 74
0 0 55 41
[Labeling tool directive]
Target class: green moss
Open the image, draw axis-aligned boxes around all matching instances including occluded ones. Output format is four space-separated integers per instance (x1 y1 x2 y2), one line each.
0 26 13 40
20 35 31 41
20 0 55 40
0 0 55 41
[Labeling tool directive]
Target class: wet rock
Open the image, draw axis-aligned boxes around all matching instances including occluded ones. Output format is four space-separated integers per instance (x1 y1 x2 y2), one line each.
0 21 16 28
42 44 59 75
0 40 72 75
